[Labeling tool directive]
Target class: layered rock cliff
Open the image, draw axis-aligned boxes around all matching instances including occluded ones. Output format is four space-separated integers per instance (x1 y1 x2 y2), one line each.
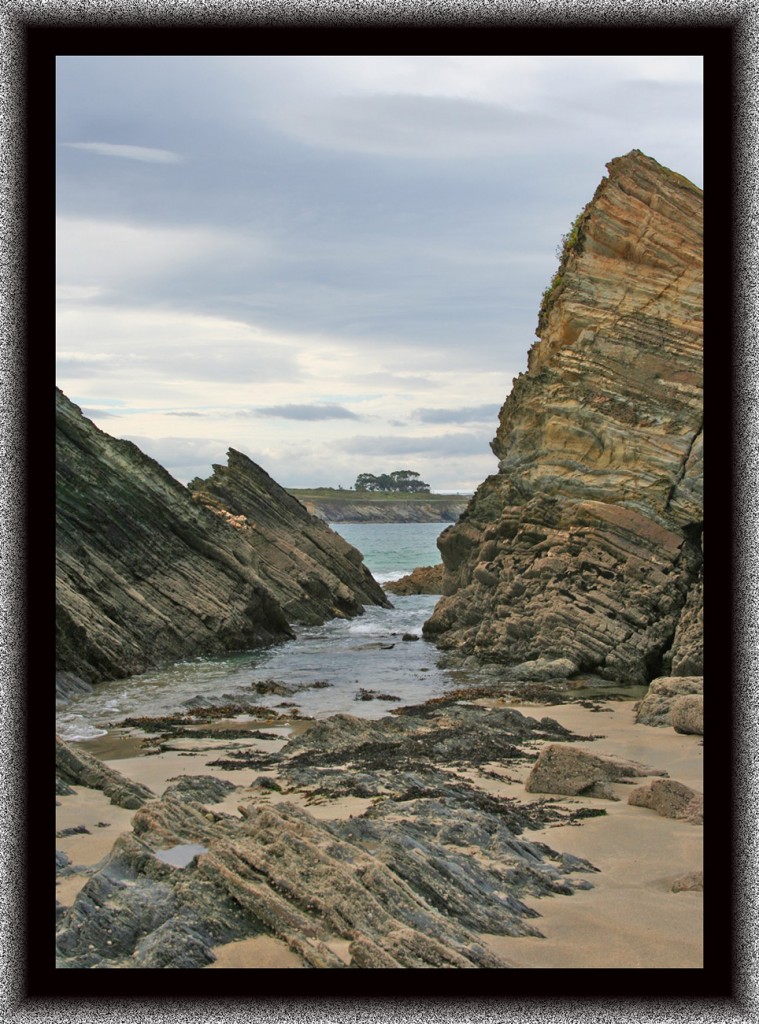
297 496 468 524
187 453 391 623
424 151 703 686
56 391 388 685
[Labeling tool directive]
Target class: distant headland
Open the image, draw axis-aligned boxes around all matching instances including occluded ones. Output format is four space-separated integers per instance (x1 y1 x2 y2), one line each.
285 487 471 524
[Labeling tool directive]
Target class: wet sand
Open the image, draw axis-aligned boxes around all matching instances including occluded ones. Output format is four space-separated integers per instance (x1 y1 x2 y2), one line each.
56 698 703 969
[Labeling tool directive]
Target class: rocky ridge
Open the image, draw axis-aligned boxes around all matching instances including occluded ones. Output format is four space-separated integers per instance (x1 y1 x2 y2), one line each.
424 151 703 688
187 451 390 625
56 699 604 969
56 390 388 686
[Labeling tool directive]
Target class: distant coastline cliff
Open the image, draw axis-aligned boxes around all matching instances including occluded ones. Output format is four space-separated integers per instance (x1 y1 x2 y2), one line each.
56 391 389 687
288 491 470 524
424 151 703 686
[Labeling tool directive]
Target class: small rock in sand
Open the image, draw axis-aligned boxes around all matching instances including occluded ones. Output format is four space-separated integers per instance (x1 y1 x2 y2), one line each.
671 870 704 892
627 778 703 823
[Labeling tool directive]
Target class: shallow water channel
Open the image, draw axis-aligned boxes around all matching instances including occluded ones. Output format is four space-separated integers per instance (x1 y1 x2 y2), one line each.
56 593 471 743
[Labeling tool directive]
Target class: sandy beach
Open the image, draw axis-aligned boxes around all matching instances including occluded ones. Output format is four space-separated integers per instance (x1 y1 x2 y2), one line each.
474 700 703 968
56 698 703 969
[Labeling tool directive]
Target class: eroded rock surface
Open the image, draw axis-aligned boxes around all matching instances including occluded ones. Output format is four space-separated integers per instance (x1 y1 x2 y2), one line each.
627 778 703 824
188 451 390 625
524 742 667 801
56 702 604 969
664 566 703 676
57 390 388 684
634 676 703 728
671 694 704 736
423 151 703 688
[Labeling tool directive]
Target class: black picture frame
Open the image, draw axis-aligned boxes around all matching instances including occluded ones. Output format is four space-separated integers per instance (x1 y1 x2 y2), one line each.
2 4 749 1019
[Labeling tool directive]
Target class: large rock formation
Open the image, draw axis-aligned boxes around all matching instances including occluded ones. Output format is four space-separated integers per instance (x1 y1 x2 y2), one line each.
424 151 703 686
56 390 389 685
187 451 390 625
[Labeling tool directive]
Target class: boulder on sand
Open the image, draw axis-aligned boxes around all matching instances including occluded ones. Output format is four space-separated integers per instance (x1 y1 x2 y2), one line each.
634 676 703 728
671 694 704 735
524 743 667 801
627 778 703 823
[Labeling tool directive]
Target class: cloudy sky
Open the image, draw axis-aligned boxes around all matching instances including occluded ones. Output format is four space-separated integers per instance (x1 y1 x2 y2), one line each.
56 55 703 491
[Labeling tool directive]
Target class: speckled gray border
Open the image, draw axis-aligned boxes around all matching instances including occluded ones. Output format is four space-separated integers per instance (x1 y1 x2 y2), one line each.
1 1 756 1020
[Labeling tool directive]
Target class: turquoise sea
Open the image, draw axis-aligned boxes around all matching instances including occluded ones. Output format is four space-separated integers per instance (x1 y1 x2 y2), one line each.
330 521 448 583
56 522 461 742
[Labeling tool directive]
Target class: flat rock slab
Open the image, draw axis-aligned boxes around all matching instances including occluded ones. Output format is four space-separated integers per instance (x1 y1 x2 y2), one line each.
525 743 667 801
56 735 155 810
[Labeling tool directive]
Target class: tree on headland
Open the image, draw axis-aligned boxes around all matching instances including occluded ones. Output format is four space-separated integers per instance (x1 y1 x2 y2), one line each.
354 470 431 493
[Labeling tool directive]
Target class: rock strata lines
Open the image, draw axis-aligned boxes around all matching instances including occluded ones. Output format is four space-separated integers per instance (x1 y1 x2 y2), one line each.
56 390 388 686
424 151 703 686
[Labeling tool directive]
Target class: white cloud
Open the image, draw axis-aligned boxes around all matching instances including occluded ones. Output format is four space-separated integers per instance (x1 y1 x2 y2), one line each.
271 93 559 160
339 431 493 458
414 404 502 425
55 216 265 294
248 404 361 421
63 142 182 163
237 55 702 162
55 305 302 406
115 430 497 493
56 284 102 301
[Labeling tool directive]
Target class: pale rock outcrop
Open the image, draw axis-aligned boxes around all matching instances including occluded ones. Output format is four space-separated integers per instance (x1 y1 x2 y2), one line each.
634 675 703 727
628 778 703 824
423 151 703 688
524 742 667 801
671 694 704 735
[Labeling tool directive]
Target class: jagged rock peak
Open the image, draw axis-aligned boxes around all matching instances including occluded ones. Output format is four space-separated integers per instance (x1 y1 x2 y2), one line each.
190 447 313 524
423 153 703 686
188 449 391 623
529 148 702 377
56 391 388 685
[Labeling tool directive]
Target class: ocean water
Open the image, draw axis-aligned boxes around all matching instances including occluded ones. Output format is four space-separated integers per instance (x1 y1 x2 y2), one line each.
56 522 462 742
331 521 449 583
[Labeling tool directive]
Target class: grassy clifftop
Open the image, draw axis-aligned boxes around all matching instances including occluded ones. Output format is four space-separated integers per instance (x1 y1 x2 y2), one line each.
286 489 472 524
287 488 470 502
